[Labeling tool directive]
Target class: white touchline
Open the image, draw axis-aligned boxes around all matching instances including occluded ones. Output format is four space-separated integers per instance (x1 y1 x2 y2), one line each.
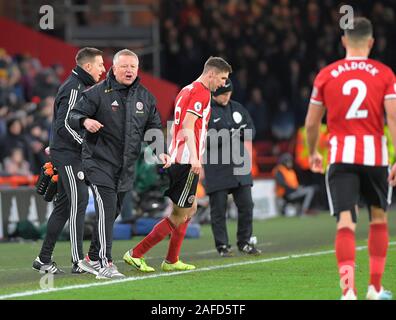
1 242 395 300
0 242 275 273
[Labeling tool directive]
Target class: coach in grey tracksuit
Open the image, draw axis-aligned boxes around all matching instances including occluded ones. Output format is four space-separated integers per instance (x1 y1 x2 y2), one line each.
68 49 170 278
35 48 105 273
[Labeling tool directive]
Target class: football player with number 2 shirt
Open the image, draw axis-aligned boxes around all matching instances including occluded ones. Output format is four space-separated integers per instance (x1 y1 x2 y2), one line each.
306 17 396 300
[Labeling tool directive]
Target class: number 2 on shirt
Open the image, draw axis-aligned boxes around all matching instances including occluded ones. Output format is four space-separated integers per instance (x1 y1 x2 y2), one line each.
343 79 368 119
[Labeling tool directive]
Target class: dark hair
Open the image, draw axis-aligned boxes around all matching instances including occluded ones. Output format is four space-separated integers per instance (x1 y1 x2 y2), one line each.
75 47 103 66
6 117 22 131
203 56 232 74
344 17 373 40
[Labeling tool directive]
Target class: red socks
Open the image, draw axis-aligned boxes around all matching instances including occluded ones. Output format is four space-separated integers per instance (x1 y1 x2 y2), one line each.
368 223 388 292
335 227 356 295
166 219 190 263
131 217 191 263
132 218 174 258
335 223 389 295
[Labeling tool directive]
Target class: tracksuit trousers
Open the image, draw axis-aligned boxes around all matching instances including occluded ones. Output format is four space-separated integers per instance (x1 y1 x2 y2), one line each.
39 153 88 264
88 184 126 267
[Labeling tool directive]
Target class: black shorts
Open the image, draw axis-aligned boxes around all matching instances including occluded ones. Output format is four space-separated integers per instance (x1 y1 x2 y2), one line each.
164 164 199 208
326 163 392 222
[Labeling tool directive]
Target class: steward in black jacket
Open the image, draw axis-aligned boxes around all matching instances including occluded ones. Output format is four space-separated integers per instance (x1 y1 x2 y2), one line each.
204 90 256 194
203 79 261 256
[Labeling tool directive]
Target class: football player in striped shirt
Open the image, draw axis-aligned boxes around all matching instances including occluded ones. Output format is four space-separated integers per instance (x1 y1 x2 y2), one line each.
305 17 396 300
124 57 232 272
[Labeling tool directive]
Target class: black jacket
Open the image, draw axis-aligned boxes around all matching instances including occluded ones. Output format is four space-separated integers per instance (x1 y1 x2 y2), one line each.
204 99 256 194
49 66 96 158
68 69 163 192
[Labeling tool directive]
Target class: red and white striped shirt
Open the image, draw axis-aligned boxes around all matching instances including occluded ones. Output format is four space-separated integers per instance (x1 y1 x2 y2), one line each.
169 81 211 164
310 57 396 166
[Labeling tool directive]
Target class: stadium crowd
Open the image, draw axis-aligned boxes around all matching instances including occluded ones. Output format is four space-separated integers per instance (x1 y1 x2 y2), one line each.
1 0 395 177
160 0 396 140
0 49 57 176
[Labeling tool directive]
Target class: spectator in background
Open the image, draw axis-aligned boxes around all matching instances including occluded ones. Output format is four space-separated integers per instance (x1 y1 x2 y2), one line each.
179 34 204 85
35 96 54 135
159 0 396 153
162 22 182 84
271 99 295 141
0 63 16 107
19 57 42 101
3 147 32 176
272 153 316 216
26 122 49 174
0 118 30 164
245 87 269 141
0 105 8 138
231 68 248 105
31 68 60 99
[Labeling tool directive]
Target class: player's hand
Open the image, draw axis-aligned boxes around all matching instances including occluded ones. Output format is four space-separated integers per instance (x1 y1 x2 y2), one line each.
158 153 172 169
190 158 202 175
83 118 103 133
309 152 324 173
388 163 396 186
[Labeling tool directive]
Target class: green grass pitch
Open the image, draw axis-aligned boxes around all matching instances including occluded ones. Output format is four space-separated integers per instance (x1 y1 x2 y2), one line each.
0 210 395 300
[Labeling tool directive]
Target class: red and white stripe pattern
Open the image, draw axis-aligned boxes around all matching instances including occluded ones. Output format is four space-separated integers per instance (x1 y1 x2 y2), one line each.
168 81 211 164
329 135 388 166
170 101 211 164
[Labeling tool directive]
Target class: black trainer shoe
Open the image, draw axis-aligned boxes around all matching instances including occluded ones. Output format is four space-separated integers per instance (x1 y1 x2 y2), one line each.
32 257 65 274
239 244 262 256
217 245 234 257
72 262 87 274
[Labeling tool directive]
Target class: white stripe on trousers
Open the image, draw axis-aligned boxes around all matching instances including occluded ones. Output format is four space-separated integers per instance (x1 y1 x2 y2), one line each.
92 185 108 266
178 171 195 207
65 166 79 263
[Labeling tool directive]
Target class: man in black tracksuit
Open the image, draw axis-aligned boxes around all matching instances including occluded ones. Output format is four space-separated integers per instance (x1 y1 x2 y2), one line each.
204 79 261 257
68 49 171 279
33 48 105 274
